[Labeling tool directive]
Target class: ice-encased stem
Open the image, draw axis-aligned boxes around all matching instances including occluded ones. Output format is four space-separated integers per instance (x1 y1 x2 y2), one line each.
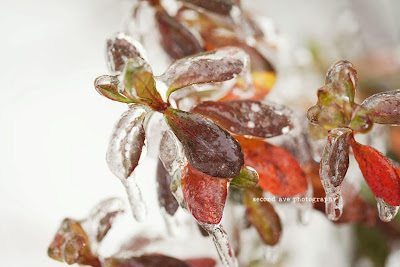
295 181 313 225
376 198 399 222
121 176 146 222
199 223 238 267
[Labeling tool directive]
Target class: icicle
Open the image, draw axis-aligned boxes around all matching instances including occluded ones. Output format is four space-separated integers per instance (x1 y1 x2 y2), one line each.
325 187 344 221
376 198 399 222
199 223 239 267
295 180 313 225
262 242 281 264
121 175 147 222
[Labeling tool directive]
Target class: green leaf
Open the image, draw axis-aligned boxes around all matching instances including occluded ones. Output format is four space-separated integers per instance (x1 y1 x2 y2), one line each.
244 187 282 245
230 166 259 189
164 108 244 178
123 58 166 110
94 75 134 103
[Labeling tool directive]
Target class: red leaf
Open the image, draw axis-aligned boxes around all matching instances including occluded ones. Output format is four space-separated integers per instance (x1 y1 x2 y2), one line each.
184 257 217 267
181 163 228 224
178 0 233 15
350 137 400 206
103 255 190 267
236 136 308 196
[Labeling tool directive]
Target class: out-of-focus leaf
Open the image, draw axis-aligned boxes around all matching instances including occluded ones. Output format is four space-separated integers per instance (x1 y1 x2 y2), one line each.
244 187 281 245
184 257 217 267
103 255 191 267
236 136 308 196
230 166 259 189
360 90 400 125
94 75 134 103
178 0 233 15
350 137 400 206
191 100 293 138
48 219 100 266
106 105 147 180
157 159 179 216
165 108 244 178
181 163 228 224
86 198 125 243
123 59 167 111
325 60 358 105
106 32 146 74
158 48 248 98
155 9 204 60
320 127 352 188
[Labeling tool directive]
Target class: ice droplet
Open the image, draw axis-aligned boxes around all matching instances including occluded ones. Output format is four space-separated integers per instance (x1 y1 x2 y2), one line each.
199 223 239 267
121 175 147 222
325 188 344 221
376 197 399 222
262 242 281 264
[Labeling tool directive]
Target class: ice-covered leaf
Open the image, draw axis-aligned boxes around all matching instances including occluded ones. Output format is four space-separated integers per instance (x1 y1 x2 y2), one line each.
159 48 249 98
360 90 400 125
181 163 228 224
85 198 124 243
94 75 134 103
103 255 190 267
106 32 146 74
155 9 203 60
230 166 259 189
178 0 233 15
165 108 244 178
320 127 352 188
123 59 167 111
48 219 100 266
325 60 358 105
350 137 400 206
244 187 281 245
191 100 293 138
157 159 179 216
106 105 148 180
349 105 374 133
236 136 307 196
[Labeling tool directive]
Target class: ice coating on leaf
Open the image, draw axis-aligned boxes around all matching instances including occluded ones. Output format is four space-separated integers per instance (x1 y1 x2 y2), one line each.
165 108 244 178
360 90 400 125
199 223 239 267
158 47 252 98
106 105 148 221
181 163 228 224
349 105 374 133
230 166 259 189
376 198 399 222
325 60 358 105
319 127 351 221
156 159 179 216
94 75 134 103
123 58 167 111
103 255 191 267
159 130 186 174
84 198 124 247
155 9 204 60
350 137 400 207
106 105 147 180
178 0 233 15
262 243 281 264
48 219 100 267
106 32 147 74
191 100 293 138
243 187 282 245
236 136 308 196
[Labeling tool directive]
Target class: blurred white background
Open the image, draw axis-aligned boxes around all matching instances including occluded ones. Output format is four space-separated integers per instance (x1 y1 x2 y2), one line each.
1 0 399 266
